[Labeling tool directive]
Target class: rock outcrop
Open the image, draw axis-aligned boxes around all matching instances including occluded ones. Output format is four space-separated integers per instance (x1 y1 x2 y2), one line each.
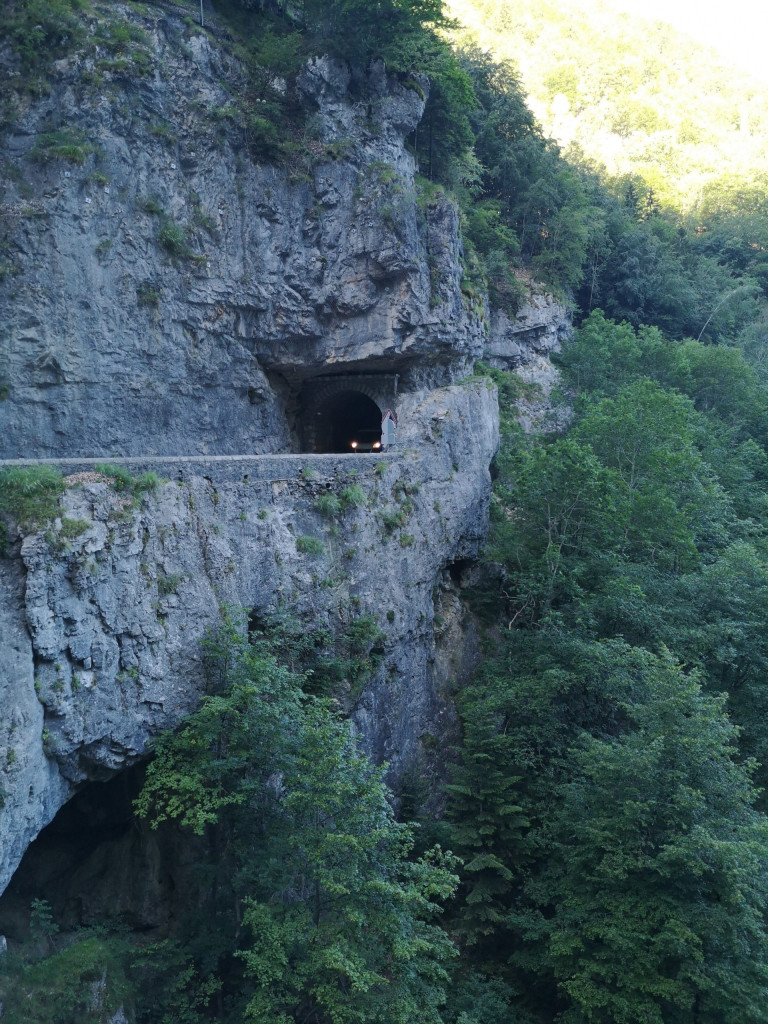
0 382 497 897
0 8 482 458
485 278 571 374
0 3 566 905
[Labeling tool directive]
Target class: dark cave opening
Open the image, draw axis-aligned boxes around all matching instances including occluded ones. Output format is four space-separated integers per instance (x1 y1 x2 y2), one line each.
0 765 184 941
308 390 383 453
448 558 475 587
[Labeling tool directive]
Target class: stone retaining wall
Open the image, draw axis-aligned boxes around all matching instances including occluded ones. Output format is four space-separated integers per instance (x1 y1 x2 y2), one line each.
0 451 401 484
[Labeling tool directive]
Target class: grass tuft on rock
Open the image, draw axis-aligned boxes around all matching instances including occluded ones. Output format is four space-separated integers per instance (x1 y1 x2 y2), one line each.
0 466 64 533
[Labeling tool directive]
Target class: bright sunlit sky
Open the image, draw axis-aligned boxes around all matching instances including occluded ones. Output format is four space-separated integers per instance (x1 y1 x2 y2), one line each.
611 0 768 83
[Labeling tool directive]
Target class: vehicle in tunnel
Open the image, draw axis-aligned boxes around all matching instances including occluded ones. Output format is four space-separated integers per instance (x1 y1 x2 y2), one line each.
312 390 383 453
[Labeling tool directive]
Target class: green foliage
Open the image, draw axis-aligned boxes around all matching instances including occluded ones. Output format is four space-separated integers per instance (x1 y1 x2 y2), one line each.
296 534 324 555
94 237 112 260
451 47 594 297
462 201 523 313
130 939 219 1024
239 703 457 1024
246 609 384 700
448 633 768 1022
557 310 768 438
93 17 148 53
96 464 160 501
236 24 304 99
148 121 177 145
157 573 183 597
382 508 408 532
0 932 133 1024
157 219 205 263
3 0 86 75
136 281 161 308
301 0 451 69
572 379 729 568
413 44 477 186
535 652 768 1024
314 493 342 517
59 516 89 540
30 898 59 948
0 466 64 532
443 971 526 1024
157 220 187 257
138 195 164 216
29 128 94 165
208 3 309 163
136 615 457 1023
447 300 768 1020
340 482 366 509
454 0 768 217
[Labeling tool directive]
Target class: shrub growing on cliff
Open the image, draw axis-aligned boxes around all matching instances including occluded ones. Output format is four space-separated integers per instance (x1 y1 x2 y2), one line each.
0 466 64 533
29 128 94 165
4 0 86 73
314 493 342 517
340 482 366 509
135 615 458 1023
157 219 197 261
296 533 324 555
96 464 160 500
0 930 133 1024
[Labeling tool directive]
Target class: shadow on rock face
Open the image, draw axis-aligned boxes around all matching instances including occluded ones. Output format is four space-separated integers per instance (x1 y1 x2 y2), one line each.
0 763 195 941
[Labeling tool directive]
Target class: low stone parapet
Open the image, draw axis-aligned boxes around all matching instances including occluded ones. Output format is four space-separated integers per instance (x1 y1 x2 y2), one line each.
0 451 402 485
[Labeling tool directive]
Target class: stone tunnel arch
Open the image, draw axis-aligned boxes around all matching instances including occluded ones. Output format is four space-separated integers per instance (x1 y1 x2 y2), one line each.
313 390 382 453
301 377 392 453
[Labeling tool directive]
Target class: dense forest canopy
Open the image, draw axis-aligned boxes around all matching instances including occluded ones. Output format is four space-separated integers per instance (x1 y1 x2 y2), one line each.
4 0 768 1021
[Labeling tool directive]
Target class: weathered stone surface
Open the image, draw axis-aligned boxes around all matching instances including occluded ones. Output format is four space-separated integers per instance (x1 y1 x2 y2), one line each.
485 279 572 372
0 381 497 896
0 2 566 904
0 7 483 459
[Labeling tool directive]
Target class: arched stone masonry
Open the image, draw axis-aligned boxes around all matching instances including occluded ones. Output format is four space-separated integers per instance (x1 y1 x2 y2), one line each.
300 374 399 453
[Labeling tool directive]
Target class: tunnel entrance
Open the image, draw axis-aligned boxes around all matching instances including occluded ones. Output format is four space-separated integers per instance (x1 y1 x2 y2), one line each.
311 389 383 454
297 373 400 454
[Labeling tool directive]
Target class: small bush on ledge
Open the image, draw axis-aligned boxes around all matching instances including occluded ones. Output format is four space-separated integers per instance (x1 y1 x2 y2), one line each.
296 535 324 555
0 466 64 535
314 494 341 518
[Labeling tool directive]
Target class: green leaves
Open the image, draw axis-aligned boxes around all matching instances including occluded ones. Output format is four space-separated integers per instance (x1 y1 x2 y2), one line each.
136 615 457 1023
540 650 768 1024
0 466 64 533
448 301 768 1021
301 0 451 68
574 379 729 567
239 703 458 1023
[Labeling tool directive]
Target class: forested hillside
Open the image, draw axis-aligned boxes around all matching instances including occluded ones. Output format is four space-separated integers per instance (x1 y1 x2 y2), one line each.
445 0 768 345
448 0 768 205
3 0 768 1021
444 319 768 1022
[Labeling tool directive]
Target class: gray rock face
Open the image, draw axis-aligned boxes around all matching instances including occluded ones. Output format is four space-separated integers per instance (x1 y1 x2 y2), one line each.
0 381 498 896
485 281 572 371
0 9 483 458
0 3 571 904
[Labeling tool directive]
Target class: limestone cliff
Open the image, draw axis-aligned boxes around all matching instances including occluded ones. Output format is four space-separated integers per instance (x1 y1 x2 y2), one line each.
0 385 497 897
0 7 481 458
0 1 562 906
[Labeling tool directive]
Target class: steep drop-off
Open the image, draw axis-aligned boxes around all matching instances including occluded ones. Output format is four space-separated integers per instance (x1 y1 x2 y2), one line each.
0 2 568 910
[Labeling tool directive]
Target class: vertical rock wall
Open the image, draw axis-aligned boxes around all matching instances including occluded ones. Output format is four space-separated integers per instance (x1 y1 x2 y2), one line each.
0 381 498 897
